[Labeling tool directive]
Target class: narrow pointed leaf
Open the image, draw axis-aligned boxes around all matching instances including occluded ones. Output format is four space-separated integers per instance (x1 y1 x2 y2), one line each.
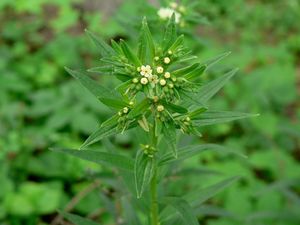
159 144 247 166
85 29 115 57
193 110 259 126
58 211 99 225
134 150 156 198
120 40 141 66
128 99 150 118
184 65 206 80
172 63 200 77
65 67 113 99
163 122 177 157
98 98 128 110
138 17 155 64
201 51 231 69
51 148 134 171
163 13 177 51
162 198 199 225
164 101 188 114
189 107 208 119
196 68 238 104
169 34 184 52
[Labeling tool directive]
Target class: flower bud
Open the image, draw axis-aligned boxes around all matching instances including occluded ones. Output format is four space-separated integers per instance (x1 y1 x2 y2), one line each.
157 66 164 74
132 78 139 83
141 77 148 85
157 105 164 112
168 50 173 55
129 101 134 106
159 79 166 86
164 57 171 64
153 96 159 102
168 83 174 88
154 56 160 61
123 107 129 114
164 72 171 79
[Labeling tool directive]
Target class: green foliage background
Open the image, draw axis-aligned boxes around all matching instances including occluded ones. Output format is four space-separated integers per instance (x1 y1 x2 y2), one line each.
0 0 299 224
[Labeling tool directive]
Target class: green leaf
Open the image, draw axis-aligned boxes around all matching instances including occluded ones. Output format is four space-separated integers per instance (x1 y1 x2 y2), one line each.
65 67 113 99
59 211 99 225
188 107 208 119
163 100 188 114
163 13 177 51
120 40 141 67
87 65 115 75
138 17 155 64
172 63 200 77
201 51 231 69
98 98 128 110
193 110 259 126
80 116 119 148
85 29 115 57
128 99 150 118
183 65 206 80
162 198 199 225
186 176 240 206
196 68 238 104
169 34 184 52
51 148 134 171
160 177 240 222
159 144 247 166
134 150 156 198
138 115 150 132
121 197 141 225
162 122 177 157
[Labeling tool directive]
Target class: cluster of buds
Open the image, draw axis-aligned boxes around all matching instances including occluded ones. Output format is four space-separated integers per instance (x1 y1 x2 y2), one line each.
157 2 186 26
142 144 157 158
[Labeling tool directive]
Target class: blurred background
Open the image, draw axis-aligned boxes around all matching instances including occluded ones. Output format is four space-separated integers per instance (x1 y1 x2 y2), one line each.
0 0 299 225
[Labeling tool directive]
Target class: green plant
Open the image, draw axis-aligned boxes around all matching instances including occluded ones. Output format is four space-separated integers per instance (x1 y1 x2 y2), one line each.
52 15 257 225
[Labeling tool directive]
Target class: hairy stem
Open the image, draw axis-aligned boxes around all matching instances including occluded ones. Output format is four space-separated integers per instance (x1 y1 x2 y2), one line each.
150 167 159 225
150 122 159 225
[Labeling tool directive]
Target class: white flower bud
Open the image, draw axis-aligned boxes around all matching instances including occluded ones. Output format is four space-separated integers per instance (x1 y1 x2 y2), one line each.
123 107 129 114
129 101 134 106
159 79 166 86
164 72 171 79
157 105 164 112
157 66 164 74
164 57 171 64
132 78 139 83
154 56 160 61
168 50 173 55
141 77 148 85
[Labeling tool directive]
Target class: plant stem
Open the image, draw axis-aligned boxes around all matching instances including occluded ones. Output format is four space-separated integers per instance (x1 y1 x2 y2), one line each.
150 168 159 225
150 122 159 225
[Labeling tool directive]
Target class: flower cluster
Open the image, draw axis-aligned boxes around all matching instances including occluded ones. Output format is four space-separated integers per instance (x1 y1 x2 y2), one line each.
157 1 186 25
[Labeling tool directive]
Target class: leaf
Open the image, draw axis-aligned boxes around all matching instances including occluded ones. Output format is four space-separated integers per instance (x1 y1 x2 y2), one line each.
138 17 155 64
164 101 188 114
196 68 238 104
128 99 150 118
188 107 208 119
80 117 119 148
162 122 177 157
98 98 128 110
162 13 177 51
159 144 247 166
201 51 231 69
172 63 200 77
85 29 115 57
193 110 259 126
160 176 240 222
162 198 199 225
120 40 141 66
134 150 156 198
121 197 141 225
183 65 206 80
138 115 150 132
65 67 113 99
169 34 184 52
58 211 99 225
51 148 134 171
87 65 115 75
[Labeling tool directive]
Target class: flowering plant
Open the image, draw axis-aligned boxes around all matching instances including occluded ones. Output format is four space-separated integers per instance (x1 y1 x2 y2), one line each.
52 15 257 225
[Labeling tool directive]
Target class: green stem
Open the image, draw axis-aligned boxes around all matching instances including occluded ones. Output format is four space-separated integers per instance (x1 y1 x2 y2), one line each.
150 123 159 225
150 168 159 225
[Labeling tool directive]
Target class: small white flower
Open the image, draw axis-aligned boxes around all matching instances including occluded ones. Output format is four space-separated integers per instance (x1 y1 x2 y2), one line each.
157 105 164 112
157 7 181 23
159 79 166 86
140 65 153 77
149 74 159 84
164 57 171 64
164 72 171 79
157 66 164 74
141 77 148 85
